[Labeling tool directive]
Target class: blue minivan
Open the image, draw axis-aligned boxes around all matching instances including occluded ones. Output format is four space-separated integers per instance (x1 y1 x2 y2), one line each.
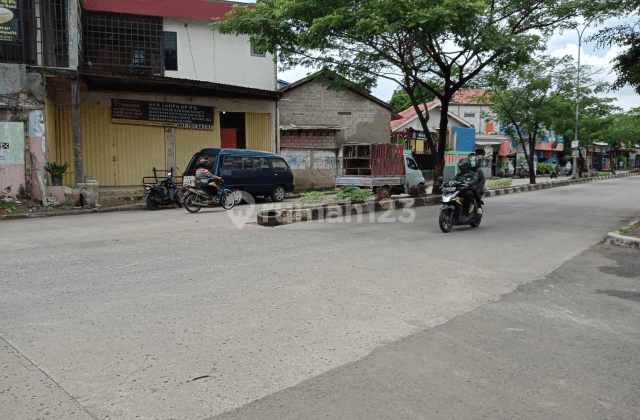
182 149 295 203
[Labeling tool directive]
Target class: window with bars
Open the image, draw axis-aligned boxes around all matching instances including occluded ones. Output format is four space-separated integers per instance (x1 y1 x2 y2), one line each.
0 0 69 67
82 11 163 75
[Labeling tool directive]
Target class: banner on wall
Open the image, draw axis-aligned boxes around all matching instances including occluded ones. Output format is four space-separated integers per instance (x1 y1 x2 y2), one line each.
0 0 20 43
111 99 214 130
0 121 25 165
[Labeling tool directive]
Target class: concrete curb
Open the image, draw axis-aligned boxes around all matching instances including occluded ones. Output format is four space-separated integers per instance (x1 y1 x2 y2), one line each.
279 172 640 226
0 204 147 221
606 218 640 250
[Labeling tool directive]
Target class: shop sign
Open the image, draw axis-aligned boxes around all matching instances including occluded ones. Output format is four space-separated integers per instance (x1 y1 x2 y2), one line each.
111 99 214 130
0 0 20 43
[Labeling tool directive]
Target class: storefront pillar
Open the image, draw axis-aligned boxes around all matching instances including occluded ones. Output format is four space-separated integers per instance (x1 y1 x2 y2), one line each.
72 78 83 185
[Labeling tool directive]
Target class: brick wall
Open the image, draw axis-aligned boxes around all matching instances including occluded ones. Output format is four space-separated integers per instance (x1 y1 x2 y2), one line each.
280 79 391 145
281 129 337 149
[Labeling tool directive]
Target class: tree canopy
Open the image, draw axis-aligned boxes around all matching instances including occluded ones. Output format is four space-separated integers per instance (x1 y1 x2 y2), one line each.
588 1 640 94
482 55 577 183
212 0 627 190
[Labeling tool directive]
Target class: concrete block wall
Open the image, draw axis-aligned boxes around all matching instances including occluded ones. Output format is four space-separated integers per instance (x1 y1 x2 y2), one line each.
280 79 391 145
281 130 336 149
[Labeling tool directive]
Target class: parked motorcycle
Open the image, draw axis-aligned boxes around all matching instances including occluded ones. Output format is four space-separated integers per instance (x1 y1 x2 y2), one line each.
143 172 182 210
517 164 529 178
181 179 235 213
438 180 483 233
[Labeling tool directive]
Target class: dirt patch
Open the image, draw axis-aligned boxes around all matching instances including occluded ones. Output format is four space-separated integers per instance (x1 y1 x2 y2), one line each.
621 221 640 238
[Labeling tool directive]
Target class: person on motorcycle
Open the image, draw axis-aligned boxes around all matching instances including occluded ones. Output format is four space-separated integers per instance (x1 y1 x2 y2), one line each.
196 159 222 203
454 158 481 217
468 153 485 214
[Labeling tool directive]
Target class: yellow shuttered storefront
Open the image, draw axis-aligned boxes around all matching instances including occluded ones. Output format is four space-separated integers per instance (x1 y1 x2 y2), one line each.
246 112 271 152
46 108 273 185
174 111 221 173
50 105 165 186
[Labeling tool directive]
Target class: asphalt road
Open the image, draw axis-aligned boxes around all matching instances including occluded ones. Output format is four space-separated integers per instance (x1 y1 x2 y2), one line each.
0 176 639 420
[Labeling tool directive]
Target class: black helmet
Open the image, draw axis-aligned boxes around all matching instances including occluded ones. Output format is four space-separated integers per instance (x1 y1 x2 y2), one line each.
458 158 471 174
198 159 212 171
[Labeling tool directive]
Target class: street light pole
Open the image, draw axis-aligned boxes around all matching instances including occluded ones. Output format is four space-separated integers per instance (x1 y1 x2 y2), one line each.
572 20 595 179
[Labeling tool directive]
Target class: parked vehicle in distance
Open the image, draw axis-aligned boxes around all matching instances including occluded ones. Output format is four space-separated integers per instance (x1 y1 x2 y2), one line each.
143 169 182 210
182 149 295 203
517 163 529 178
335 143 425 195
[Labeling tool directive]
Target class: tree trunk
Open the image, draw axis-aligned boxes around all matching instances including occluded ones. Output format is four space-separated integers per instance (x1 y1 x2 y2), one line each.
434 97 451 195
527 136 536 185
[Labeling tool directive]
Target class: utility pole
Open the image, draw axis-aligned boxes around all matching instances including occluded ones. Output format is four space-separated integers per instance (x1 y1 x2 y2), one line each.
572 19 595 179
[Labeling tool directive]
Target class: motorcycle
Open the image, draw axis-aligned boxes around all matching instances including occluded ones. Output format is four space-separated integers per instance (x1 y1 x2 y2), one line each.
438 180 483 233
550 165 558 179
143 172 182 210
181 178 235 213
517 164 529 178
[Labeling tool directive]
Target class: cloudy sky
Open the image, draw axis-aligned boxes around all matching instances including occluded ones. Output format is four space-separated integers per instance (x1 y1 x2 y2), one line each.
234 1 639 111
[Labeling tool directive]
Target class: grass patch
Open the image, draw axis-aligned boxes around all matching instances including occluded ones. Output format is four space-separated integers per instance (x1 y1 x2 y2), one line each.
63 201 73 207
298 191 326 205
598 171 611 176
334 185 374 201
0 199 20 214
618 228 628 235
487 178 513 189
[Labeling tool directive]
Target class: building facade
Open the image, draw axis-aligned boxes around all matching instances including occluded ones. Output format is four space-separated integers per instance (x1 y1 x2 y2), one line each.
279 76 397 189
2 0 280 197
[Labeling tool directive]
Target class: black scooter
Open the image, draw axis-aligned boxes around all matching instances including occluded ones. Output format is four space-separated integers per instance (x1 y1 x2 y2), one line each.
439 180 483 233
517 164 529 178
143 172 182 210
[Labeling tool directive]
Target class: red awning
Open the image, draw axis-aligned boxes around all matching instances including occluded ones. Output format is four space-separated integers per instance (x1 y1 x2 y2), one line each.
534 142 564 152
84 0 236 21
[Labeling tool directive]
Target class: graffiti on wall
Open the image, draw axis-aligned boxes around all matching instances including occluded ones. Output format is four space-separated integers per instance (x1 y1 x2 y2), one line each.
282 150 342 189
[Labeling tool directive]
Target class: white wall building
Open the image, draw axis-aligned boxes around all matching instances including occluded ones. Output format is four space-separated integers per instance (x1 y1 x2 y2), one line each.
163 18 277 91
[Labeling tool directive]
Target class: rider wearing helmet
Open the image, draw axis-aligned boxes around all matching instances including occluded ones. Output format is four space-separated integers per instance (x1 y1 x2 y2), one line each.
196 159 222 202
468 153 485 214
454 158 478 217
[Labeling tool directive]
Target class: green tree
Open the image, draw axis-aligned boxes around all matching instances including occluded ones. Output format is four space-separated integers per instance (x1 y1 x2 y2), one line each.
591 109 640 173
482 56 576 184
588 1 640 94
389 85 439 113
212 0 623 191
551 95 619 176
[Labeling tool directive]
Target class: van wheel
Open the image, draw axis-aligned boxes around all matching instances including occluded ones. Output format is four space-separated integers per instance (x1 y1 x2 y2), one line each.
231 188 244 205
271 186 285 202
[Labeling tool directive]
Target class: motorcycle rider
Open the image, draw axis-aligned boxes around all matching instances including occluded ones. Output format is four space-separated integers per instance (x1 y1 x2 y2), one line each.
454 157 482 218
196 159 222 203
468 153 485 214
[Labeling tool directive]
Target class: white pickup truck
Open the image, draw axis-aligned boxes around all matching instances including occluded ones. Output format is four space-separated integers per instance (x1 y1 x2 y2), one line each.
335 155 425 195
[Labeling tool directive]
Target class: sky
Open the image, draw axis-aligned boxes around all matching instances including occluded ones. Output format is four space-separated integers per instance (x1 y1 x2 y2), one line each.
234 1 639 111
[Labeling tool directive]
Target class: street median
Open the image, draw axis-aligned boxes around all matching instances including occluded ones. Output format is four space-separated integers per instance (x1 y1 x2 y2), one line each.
266 172 640 226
